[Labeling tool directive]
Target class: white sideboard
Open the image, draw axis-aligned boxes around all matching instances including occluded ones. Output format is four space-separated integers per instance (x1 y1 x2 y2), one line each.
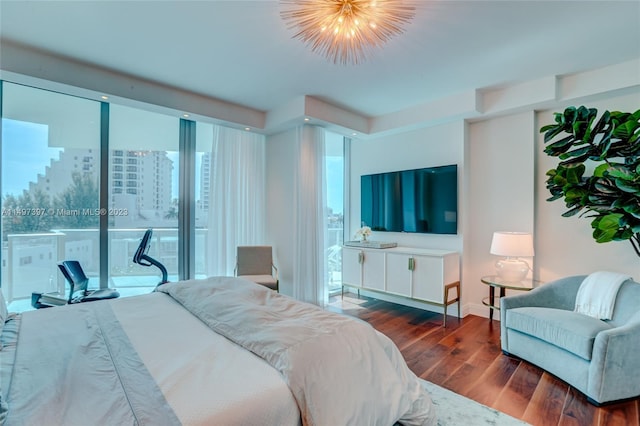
341 245 460 326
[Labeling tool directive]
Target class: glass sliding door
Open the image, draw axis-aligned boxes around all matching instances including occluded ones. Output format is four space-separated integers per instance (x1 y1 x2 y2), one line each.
325 131 345 294
108 104 179 293
1 82 101 307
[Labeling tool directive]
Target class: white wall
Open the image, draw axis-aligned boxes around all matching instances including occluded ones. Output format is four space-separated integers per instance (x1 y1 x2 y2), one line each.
465 112 536 317
265 128 297 296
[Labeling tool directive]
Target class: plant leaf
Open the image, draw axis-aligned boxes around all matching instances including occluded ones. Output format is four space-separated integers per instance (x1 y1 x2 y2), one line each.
559 145 591 160
592 227 616 243
562 205 584 217
616 179 640 193
543 125 567 143
606 164 634 180
598 213 623 230
613 120 640 140
565 164 585 184
593 163 610 178
544 135 575 154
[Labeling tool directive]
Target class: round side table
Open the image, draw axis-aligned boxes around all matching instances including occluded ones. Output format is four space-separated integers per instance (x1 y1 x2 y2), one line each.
481 275 539 321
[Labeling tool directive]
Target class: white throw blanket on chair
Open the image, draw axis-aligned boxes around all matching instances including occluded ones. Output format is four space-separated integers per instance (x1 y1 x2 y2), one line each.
575 271 631 320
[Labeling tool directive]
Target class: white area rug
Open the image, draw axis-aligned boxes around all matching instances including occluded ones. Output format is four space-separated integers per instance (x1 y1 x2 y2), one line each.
421 380 531 426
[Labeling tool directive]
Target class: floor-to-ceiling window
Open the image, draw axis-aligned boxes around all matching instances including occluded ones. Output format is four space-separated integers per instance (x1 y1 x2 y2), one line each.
108 104 180 292
1 82 101 305
0 82 187 309
325 131 344 294
0 81 332 310
1 80 269 310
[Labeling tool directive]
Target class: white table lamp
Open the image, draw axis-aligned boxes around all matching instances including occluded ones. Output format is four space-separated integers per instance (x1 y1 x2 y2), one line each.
490 232 534 282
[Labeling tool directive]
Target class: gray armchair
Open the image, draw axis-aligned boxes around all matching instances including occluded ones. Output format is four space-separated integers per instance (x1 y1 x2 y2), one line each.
234 246 279 292
500 275 640 405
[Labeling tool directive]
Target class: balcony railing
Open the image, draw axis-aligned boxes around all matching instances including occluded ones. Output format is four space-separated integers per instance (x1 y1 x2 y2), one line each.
1 226 344 305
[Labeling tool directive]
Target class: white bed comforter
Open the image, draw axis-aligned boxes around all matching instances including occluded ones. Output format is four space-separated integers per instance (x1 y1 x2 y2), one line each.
157 277 437 426
4 287 300 426
4 276 435 426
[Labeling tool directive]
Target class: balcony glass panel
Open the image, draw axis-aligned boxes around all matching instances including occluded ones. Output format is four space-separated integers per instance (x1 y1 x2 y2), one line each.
1 82 101 305
325 131 344 294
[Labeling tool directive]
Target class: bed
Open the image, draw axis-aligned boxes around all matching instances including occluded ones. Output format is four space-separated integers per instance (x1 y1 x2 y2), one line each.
0 276 436 426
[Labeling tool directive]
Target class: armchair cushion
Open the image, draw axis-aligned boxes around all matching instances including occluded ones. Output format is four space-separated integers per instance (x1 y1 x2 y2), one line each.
507 307 613 361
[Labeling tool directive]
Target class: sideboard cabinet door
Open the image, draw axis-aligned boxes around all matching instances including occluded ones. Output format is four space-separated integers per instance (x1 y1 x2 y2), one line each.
412 253 459 304
341 247 362 287
385 252 412 297
411 255 444 303
362 250 385 291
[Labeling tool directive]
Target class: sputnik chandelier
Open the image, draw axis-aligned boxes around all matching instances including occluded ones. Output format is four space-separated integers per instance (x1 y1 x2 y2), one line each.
280 0 416 65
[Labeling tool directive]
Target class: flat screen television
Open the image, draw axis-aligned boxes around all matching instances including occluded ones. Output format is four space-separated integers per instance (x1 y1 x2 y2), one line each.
361 164 458 235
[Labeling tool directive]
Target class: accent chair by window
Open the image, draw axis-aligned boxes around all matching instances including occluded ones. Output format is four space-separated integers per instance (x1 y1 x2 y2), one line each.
234 246 279 292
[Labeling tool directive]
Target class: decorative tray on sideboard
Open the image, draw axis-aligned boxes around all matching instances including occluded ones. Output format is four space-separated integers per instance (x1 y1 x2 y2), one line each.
343 241 398 249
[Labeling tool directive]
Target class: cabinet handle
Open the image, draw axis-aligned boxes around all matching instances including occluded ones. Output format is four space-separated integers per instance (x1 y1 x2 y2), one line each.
358 252 364 264
408 257 415 271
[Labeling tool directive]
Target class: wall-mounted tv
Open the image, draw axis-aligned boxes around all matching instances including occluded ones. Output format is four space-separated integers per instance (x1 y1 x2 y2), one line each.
361 164 458 235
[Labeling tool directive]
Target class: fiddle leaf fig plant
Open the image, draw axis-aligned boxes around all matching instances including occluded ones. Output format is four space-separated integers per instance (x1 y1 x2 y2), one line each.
541 106 640 257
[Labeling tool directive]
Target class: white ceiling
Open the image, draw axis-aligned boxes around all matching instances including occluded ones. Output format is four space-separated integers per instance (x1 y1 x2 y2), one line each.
1 0 639 122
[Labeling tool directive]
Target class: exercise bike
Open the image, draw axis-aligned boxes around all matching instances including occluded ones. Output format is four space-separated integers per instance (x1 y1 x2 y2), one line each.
32 228 168 309
132 228 169 287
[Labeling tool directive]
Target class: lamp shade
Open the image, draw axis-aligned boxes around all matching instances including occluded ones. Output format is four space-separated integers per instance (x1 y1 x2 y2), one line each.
490 232 534 257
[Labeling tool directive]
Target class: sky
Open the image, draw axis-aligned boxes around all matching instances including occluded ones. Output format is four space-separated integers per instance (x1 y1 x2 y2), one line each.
326 157 343 214
2 119 62 196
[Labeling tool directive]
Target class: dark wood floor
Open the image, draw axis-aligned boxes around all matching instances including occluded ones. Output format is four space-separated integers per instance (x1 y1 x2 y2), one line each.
327 293 640 426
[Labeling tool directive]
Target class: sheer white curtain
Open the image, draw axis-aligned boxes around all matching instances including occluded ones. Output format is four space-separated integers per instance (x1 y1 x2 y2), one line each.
292 125 328 306
206 125 266 277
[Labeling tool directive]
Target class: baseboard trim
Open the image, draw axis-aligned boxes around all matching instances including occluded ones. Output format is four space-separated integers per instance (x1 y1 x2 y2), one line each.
467 302 498 320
